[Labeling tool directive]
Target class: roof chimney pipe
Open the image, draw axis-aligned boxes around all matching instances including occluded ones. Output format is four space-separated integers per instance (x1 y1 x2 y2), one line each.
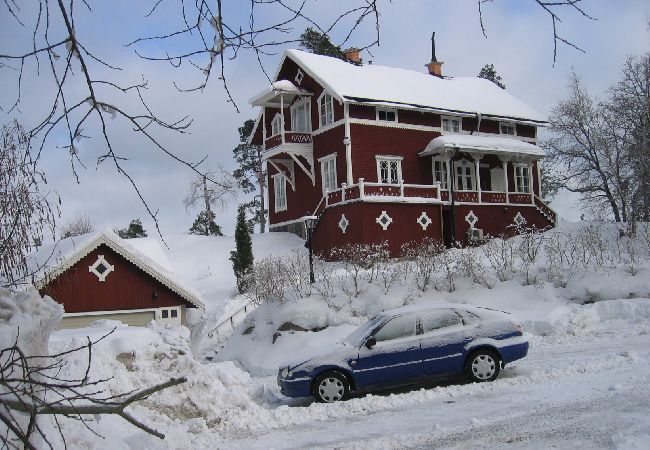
344 47 362 65
425 32 444 77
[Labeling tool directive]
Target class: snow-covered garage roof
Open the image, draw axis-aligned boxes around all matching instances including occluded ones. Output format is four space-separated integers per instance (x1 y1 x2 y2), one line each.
283 49 547 124
420 134 546 158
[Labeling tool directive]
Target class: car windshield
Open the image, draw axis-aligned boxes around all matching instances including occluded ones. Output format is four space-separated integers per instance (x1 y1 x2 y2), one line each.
344 316 385 346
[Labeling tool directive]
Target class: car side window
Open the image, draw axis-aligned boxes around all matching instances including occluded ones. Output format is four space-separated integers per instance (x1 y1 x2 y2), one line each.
373 315 417 342
456 310 479 325
419 310 462 334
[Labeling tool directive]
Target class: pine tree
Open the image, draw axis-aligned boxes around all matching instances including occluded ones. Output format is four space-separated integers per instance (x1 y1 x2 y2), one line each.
230 206 254 294
188 210 224 236
233 119 267 233
116 218 147 239
299 27 345 60
478 64 506 89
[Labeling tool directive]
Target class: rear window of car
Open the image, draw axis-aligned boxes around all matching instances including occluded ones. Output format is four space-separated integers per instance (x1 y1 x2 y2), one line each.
374 314 417 342
419 310 462 334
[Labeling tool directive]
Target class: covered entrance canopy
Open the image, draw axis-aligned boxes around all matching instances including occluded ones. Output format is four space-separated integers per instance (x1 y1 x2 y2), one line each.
419 134 545 158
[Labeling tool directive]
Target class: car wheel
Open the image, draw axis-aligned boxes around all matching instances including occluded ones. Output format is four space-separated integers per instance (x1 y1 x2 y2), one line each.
465 349 500 382
313 371 349 403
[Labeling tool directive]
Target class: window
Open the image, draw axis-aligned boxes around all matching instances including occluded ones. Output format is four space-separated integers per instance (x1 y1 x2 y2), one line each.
291 99 311 133
162 310 169 319
271 113 283 136
432 158 448 189
500 122 516 136
377 108 397 122
442 116 461 133
374 315 417 342
157 307 181 325
319 92 334 127
273 173 287 212
376 156 402 184
454 160 475 191
514 164 531 193
419 310 462 334
320 154 337 194
89 255 114 282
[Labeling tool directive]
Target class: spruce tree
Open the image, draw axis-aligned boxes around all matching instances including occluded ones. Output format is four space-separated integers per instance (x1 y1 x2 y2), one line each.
230 206 254 293
478 63 506 89
299 27 345 60
233 119 267 233
116 218 147 239
188 210 224 236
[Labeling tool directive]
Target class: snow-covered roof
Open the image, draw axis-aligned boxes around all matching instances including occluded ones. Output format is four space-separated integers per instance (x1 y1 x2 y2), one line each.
281 49 546 124
419 134 546 158
28 230 205 310
249 79 313 107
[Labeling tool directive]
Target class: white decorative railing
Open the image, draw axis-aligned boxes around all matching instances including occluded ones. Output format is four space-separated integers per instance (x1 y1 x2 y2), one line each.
325 179 442 207
207 301 253 340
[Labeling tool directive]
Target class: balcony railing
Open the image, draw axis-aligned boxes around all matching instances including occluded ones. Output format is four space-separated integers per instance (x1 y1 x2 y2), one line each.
325 179 441 207
264 132 312 151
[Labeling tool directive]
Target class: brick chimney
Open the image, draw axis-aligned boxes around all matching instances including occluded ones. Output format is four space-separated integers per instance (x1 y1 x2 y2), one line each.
425 32 444 77
344 47 362 65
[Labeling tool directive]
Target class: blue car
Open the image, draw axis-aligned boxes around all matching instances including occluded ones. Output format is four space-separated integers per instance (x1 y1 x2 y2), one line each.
277 304 528 402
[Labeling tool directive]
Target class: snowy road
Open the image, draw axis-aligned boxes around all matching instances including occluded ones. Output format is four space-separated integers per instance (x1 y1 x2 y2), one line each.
218 322 650 449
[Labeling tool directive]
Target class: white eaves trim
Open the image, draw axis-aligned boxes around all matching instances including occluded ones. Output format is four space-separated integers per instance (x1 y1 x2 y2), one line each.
31 230 205 310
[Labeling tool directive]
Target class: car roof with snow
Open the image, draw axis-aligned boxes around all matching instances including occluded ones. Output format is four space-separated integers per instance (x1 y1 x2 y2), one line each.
375 303 512 320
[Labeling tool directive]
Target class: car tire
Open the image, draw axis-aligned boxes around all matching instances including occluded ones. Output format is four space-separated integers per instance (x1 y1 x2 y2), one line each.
465 349 500 382
313 370 349 403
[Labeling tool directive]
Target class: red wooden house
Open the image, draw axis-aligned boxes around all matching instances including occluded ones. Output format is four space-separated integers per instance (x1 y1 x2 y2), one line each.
249 48 557 257
32 231 204 329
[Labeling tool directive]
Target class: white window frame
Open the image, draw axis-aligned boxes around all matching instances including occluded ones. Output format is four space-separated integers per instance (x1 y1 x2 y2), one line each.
319 153 338 195
270 113 283 137
318 91 334 128
514 164 531 193
376 107 398 122
432 157 449 190
290 98 311 133
453 160 475 191
499 121 517 136
156 306 181 325
442 115 462 133
376 156 403 184
272 173 287 212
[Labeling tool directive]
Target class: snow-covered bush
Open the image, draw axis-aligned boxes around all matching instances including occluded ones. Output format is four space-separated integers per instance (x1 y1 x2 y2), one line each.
514 225 546 286
480 234 516 282
545 231 580 288
401 238 444 292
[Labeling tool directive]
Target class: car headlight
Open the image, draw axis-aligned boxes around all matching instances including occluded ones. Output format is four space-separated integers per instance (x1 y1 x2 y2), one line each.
280 367 290 378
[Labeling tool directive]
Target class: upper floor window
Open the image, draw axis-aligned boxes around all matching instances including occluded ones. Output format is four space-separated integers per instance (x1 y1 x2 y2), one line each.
432 158 448 190
442 116 461 133
376 156 403 184
500 122 516 136
319 154 337 195
291 99 311 133
514 164 531 193
271 113 283 136
319 92 334 127
454 160 475 191
273 173 287 212
377 108 397 122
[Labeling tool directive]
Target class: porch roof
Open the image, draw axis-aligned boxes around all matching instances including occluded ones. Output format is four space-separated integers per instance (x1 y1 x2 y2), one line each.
249 79 312 107
419 134 546 158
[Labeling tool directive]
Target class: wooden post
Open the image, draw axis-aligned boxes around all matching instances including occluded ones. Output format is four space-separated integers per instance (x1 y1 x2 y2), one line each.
359 178 365 199
400 180 405 198
280 93 285 145
474 153 481 203
502 159 509 204
341 183 347 202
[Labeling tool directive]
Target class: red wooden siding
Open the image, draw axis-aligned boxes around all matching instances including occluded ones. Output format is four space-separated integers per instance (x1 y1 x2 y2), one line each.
40 245 192 313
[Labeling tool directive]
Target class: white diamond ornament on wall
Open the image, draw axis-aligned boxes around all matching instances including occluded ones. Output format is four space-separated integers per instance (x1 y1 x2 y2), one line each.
465 210 479 229
417 212 432 230
89 255 115 282
514 211 527 226
295 68 304 85
338 214 349 233
376 210 393 230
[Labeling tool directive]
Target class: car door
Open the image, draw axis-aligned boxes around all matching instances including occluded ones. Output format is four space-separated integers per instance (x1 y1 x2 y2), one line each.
419 309 467 377
353 313 422 389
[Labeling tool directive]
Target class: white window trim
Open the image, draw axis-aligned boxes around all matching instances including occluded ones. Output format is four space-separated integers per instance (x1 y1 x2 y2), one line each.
89 255 114 282
318 153 338 195
156 306 182 325
318 91 334 128
270 113 283 137
375 155 403 184
376 107 398 122
514 163 531 193
499 121 517 136
441 115 462 133
453 160 476 191
432 157 449 190
272 173 287 212
290 97 312 133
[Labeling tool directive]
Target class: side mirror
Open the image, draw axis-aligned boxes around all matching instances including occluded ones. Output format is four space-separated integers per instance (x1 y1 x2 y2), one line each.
365 336 376 349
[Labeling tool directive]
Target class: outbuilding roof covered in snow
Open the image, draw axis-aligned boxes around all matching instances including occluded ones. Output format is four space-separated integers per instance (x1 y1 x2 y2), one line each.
419 134 546 158
280 49 546 124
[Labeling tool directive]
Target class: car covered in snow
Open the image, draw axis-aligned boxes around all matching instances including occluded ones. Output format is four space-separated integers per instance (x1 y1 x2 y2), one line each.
277 304 528 402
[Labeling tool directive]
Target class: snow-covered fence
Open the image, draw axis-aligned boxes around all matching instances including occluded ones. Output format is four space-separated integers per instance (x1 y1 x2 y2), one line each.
207 302 253 339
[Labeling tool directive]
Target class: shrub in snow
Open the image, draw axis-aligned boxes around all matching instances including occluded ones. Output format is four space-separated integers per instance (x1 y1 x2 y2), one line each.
545 231 580 288
513 225 546 286
481 235 516 282
401 238 443 292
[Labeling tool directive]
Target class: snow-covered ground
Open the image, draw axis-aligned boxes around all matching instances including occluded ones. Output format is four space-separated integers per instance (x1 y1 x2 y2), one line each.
3 221 650 448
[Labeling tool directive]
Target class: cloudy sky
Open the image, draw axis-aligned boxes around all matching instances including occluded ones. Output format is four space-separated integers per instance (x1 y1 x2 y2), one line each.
2 0 649 238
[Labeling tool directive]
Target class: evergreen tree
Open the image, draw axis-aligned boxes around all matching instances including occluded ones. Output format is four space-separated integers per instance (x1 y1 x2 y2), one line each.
233 119 267 233
299 27 345 60
116 218 147 239
478 64 506 89
230 206 254 294
188 210 224 236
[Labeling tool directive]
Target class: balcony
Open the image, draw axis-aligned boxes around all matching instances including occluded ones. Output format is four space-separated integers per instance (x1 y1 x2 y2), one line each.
264 132 313 154
323 179 441 209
